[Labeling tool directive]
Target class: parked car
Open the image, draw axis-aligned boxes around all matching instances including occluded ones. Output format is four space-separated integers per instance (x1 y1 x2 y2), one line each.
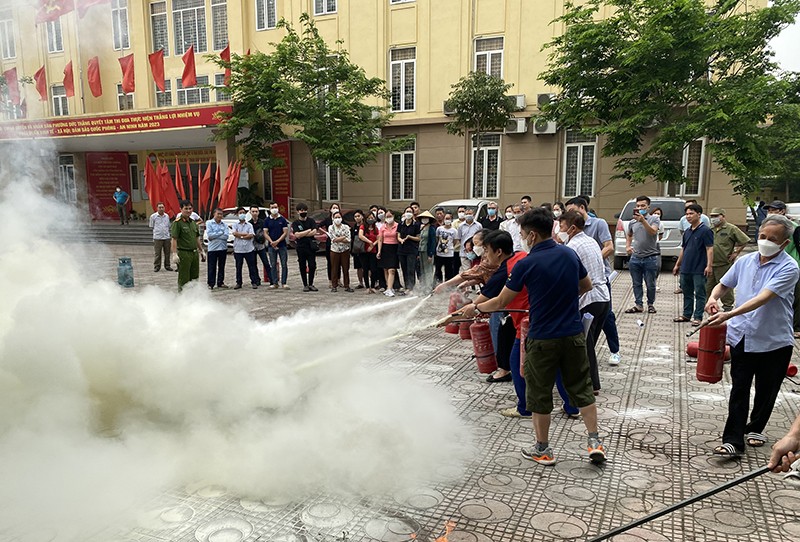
287 208 358 251
613 197 685 270
202 207 268 252
429 199 493 221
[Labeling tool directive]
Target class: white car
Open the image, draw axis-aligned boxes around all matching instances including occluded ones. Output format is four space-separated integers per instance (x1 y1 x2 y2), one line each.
613 197 686 270
203 207 268 252
429 199 493 221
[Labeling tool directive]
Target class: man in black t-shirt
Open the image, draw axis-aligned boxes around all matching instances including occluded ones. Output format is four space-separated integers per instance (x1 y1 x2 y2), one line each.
291 203 319 291
480 201 502 231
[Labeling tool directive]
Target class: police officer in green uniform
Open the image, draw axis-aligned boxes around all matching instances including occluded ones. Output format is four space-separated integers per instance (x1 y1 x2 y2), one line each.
171 200 206 290
706 207 750 311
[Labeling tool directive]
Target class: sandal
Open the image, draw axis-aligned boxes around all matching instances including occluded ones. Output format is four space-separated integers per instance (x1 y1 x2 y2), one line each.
691 320 702 327
648 305 657 314
673 316 690 323
713 444 743 457
625 306 644 313
746 432 767 447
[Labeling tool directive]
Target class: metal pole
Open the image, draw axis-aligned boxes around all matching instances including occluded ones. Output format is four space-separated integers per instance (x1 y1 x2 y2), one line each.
586 466 770 542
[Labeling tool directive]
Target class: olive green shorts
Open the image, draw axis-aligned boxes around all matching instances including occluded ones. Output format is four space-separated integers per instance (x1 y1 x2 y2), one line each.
524 333 596 414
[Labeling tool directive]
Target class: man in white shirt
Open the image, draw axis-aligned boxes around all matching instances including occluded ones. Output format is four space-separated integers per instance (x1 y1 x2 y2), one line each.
149 202 173 272
232 206 259 289
500 203 526 252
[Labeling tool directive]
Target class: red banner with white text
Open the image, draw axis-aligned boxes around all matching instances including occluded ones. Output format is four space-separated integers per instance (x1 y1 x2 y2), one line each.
86 152 130 220
271 141 292 217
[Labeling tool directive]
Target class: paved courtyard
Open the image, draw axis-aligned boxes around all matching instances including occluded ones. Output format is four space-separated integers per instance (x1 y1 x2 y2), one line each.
84 246 800 541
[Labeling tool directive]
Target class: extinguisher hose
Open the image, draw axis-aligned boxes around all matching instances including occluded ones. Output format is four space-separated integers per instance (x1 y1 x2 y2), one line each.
586 466 770 542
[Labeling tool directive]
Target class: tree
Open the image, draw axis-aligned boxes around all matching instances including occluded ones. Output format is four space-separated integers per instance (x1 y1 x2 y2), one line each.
539 0 800 198
212 14 408 207
445 71 517 195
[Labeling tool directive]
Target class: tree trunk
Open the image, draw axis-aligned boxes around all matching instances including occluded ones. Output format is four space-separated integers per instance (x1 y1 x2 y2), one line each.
311 156 324 211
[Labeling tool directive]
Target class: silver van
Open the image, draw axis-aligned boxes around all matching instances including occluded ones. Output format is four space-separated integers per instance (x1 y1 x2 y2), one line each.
613 197 686 270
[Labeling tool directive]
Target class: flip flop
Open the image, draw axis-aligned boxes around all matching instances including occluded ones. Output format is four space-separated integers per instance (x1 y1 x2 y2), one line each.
746 432 767 447
673 316 690 322
713 443 743 457
691 320 702 326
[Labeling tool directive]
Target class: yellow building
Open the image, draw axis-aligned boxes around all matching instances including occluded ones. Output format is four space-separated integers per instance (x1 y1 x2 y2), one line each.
0 0 764 224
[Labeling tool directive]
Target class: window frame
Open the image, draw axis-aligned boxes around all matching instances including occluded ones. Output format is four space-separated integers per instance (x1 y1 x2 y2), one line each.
664 139 706 198
389 47 416 113
255 0 277 31
111 0 130 51
176 75 210 105
51 85 68 116
173 0 207 55
58 155 77 204
316 159 341 202
389 138 416 201
0 10 15 60
155 80 173 107
214 73 231 102
474 36 504 79
471 133 501 199
211 0 228 51
313 0 337 16
46 19 63 53
150 1 170 56
562 130 598 199
117 84 135 111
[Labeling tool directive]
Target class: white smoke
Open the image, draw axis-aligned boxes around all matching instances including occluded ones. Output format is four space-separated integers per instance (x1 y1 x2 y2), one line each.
0 155 470 538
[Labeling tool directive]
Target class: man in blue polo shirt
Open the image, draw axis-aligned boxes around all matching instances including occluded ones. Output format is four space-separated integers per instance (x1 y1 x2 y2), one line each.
705 214 799 457
673 203 714 325
265 201 291 289
476 208 607 466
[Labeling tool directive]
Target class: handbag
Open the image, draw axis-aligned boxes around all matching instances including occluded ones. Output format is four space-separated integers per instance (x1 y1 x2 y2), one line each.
352 231 365 254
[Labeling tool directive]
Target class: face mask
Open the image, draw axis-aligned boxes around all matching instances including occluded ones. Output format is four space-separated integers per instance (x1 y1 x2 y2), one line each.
524 233 535 251
378 212 385 220
488 208 497 216
466 214 475 223
473 245 485 257
444 219 452 226
404 212 413 221
505 212 514 220
333 218 342 226
557 231 570 244
385 216 394 224
457 212 466 220
299 212 307 218
239 214 247 221
638 209 647 216
115 188 121 192
367 219 376 225
710 217 721 226
421 218 429 224
553 210 562 218
270 208 279 215
466 251 477 261
758 239 784 258
514 213 523 219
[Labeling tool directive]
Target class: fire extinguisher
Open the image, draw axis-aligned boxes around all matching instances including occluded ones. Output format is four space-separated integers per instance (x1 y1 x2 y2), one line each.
459 320 472 340
696 323 727 383
470 321 497 373
445 292 464 335
788 364 798 377
520 316 530 373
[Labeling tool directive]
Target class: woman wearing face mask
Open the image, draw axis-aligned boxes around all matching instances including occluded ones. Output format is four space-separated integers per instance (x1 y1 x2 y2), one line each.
377 211 401 297
397 206 421 295
320 204 340 288
351 210 366 289
416 210 438 293
435 213 459 282
327 211 353 293
358 212 380 293
552 201 565 239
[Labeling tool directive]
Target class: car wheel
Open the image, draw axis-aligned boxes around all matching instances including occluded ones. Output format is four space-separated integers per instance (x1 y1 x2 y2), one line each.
613 255 625 270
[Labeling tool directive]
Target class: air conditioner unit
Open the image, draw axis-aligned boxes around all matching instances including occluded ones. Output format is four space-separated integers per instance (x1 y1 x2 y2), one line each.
536 93 554 109
532 117 557 135
504 118 527 135
512 94 526 111
443 100 457 116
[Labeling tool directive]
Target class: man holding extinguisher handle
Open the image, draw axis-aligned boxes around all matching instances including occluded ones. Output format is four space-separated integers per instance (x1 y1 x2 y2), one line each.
704 214 799 457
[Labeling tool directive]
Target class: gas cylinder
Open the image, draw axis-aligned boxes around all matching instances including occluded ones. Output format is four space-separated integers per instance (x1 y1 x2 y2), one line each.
117 257 134 288
470 321 497 373
520 317 530 373
459 320 472 340
788 364 798 377
697 323 727 383
686 341 699 358
445 292 464 334
724 345 731 361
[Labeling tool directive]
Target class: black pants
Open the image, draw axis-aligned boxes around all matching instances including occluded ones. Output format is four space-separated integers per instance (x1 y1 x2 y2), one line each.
581 301 610 392
723 338 793 451
234 251 259 286
496 315 516 371
360 252 379 288
207 249 227 287
296 244 317 286
254 247 271 285
399 253 417 291
434 255 458 282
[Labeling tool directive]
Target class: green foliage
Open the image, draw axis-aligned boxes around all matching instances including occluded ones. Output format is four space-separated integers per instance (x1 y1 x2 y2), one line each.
445 71 517 138
540 0 800 197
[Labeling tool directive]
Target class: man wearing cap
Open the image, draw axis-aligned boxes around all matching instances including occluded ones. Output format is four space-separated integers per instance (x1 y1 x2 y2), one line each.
766 200 800 336
707 207 750 312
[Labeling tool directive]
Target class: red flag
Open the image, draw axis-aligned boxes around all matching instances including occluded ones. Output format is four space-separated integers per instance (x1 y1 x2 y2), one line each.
148 50 165 93
76 0 109 18
199 160 212 215
33 66 47 101
159 160 180 217
2 68 20 105
87 56 102 97
174 157 186 199
144 157 161 213
220 44 231 86
186 159 194 206
246 49 251 56
63 61 75 98
36 0 74 24
118 53 135 94
210 162 221 209
219 161 240 210
181 45 197 89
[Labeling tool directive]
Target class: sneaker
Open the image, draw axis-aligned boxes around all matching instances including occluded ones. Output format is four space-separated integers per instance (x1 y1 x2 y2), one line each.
269 284 279 289
500 407 531 418
217 284 229 289
282 284 290 290
252 284 258 289
207 285 214 290
303 285 311 292
308 285 318 292
608 353 621 366
356 284 365 289
233 284 242 290
331 287 338 292
384 289 395 297
344 288 354 293
521 446 556 466
588 437 607 464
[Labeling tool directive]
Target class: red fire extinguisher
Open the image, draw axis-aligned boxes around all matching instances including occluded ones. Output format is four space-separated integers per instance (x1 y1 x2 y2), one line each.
788 364 798 377
459 320 472 340
696 323 727 383
520 316 530 373
445 293 464 334
470 321 497 373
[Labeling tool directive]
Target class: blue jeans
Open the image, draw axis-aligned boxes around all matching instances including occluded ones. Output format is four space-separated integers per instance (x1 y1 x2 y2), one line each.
489 312 502 354
602 280 620 354
268 245 289 285
254 247 271 285
681 273 707 320
629 255 659 307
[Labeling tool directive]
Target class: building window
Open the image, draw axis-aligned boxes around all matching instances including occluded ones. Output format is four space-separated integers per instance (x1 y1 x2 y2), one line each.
112 0 130 50
390 138 415 201
58 155 77 203
0 10 15 60
563 130 596 198
255 0 277 30
390 47 415 112
215 73 230 101
471 133 501 199
155 80 172 107
316 159 340 201
173 0 207 55
176 75 209 105
475 36 503 78
46 19 63 53
211 0 227 50
1 87 22 120
314 0 336 16
117 84 134 110
52 85 68 116
665 139 705 197
150 1 169 56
